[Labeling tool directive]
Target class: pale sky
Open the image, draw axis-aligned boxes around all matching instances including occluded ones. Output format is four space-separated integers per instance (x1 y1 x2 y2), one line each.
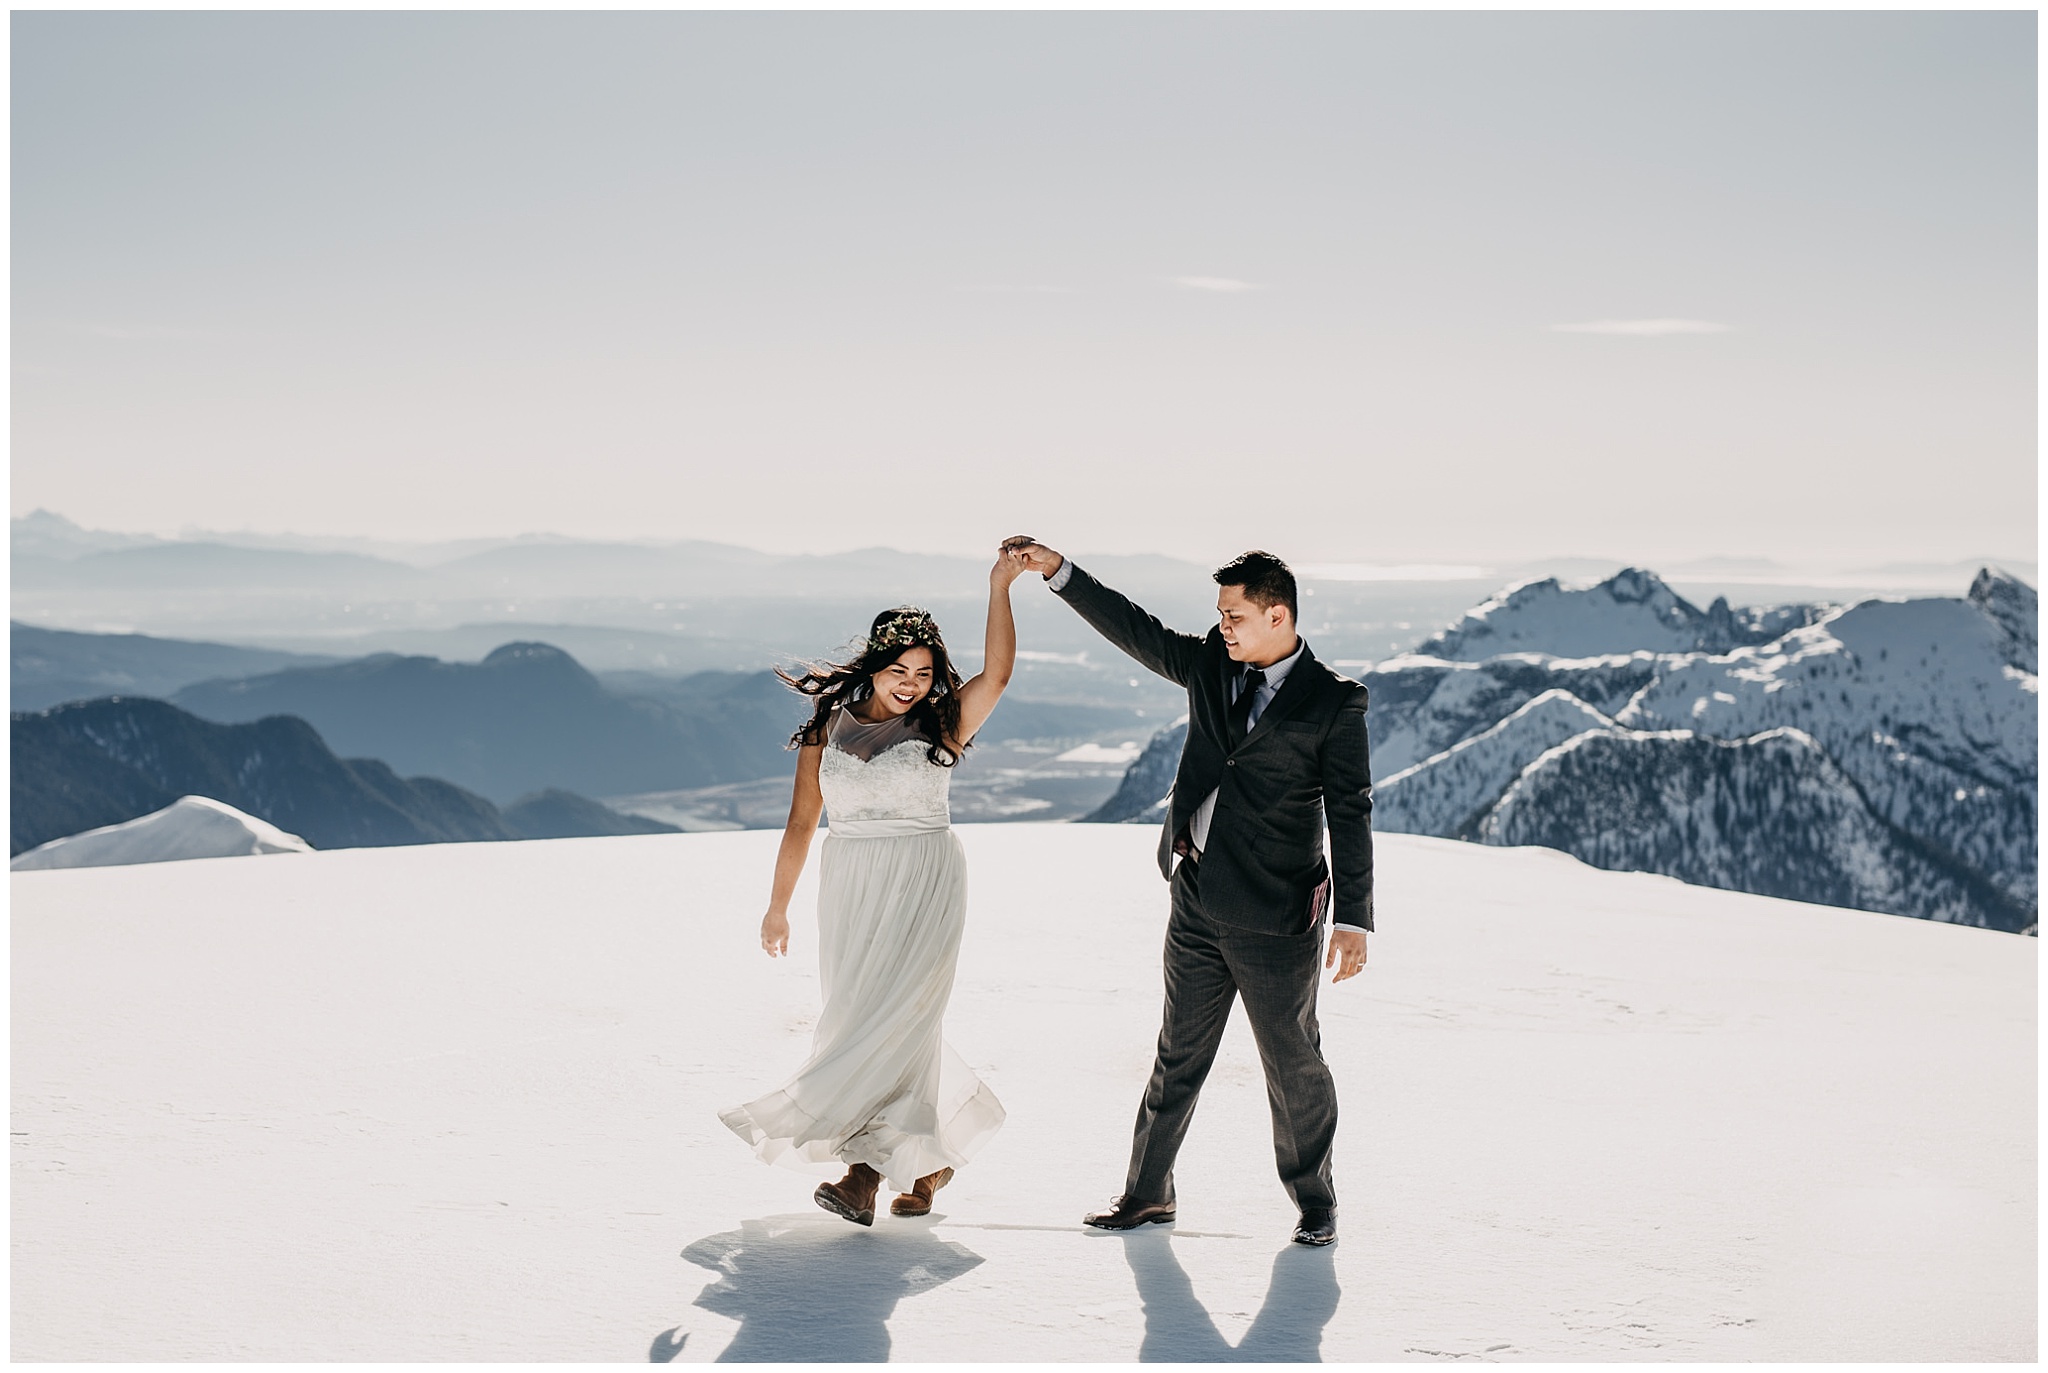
11 11 2037 568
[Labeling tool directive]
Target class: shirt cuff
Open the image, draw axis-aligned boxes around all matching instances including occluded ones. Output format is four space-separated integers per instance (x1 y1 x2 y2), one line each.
1332 922 1369 934
1044 558 1075 593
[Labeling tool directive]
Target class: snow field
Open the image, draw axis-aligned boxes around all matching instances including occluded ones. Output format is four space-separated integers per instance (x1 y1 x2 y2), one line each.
10 826 2035 1360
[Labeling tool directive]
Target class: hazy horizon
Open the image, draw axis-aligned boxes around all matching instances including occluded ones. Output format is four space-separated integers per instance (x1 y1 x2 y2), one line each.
17 503 2034 582
13 12 2037 568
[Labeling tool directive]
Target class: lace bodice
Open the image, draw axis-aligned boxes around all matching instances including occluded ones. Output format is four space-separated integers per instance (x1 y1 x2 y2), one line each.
818 705 953 827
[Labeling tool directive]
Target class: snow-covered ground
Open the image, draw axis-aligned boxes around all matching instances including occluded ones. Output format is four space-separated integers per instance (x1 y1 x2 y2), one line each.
11 827 2035 1361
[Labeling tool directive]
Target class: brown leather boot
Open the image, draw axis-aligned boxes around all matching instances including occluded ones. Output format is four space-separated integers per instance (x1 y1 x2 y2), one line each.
889 1167 954 1217
814 1163 883 1226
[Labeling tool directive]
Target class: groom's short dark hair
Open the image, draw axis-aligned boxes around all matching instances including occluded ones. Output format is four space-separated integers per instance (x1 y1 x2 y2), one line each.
1214 550 1297 621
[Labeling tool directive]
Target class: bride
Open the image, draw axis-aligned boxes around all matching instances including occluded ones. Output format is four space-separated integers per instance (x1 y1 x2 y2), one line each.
720 542 1029 1225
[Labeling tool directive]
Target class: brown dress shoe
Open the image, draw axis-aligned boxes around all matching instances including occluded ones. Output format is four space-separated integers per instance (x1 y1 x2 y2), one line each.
1082 1195 1177 1230
889 1167 955 1217
814 1163 883 1227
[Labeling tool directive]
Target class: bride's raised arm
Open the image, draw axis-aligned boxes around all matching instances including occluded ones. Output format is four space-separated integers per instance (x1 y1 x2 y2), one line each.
950 543 1028 748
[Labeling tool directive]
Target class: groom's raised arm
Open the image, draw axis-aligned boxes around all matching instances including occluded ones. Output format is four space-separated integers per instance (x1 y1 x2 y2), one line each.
1015 544 1205 688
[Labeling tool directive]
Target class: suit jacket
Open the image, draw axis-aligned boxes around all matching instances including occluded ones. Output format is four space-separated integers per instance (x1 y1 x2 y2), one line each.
1055 562 1375 935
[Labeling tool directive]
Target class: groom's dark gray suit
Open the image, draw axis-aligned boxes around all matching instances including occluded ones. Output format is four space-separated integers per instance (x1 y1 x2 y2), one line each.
1050 560 1374 1211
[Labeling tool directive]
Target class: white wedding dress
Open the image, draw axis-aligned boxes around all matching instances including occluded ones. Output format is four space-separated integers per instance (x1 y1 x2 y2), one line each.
720 705 1006 1191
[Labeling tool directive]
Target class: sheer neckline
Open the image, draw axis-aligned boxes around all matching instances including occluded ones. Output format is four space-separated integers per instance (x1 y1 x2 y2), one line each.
829 701 935 763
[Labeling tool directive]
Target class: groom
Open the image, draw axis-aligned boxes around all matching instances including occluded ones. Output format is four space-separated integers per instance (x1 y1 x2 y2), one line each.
1007 540 1372 1248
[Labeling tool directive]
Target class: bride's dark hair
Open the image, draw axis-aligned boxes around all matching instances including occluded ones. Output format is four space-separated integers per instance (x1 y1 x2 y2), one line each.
779 605 968 767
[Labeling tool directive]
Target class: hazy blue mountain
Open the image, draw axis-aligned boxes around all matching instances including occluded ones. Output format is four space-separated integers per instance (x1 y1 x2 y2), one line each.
10 622 341 712
12 541 436 593
167 633 1159 806
10 514 1231 654
233 623 766 677
170 642 807 803
12 709 185 856
9 515 1495 685
432 539 781 596
500 789 680 839
11 697 515 855
10 509 166 559
11 696 674 856
609 668 1151 745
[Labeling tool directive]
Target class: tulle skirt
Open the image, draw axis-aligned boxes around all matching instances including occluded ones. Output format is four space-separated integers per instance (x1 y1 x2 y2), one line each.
720 828 1006 1192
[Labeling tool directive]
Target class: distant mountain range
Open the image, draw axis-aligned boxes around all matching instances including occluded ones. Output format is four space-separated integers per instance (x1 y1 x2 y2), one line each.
15 511 2035 909
1415 566 1827 659
157 640 1146 804
12 510 1218 610
14 625 1160 852
10 696 677 858
11 622 341 712
24 510 2032 699
1089 567 2039 933
167 642 804 804
13 624 811 802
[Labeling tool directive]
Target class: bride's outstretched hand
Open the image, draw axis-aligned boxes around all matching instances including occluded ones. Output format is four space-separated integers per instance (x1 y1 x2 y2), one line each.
761 908 790 957
991 541 1031 589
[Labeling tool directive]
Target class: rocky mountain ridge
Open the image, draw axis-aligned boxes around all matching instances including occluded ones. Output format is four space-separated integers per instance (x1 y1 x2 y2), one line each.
1416 566 1827 660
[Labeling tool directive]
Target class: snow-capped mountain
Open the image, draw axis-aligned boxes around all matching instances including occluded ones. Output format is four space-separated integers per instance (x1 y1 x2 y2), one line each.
11 795 312 870
1416 567 1824 660
1095 567 2038 933
1480 727 2014 928
1365 652 1663 778
1375 690 1621 837
1612 581 2037 919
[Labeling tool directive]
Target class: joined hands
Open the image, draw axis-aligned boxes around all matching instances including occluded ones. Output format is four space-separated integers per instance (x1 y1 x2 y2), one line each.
990 540 1033 589
1001 535 1063 579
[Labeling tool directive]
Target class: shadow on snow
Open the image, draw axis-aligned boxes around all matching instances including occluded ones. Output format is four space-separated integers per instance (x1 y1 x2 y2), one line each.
1119 1226 1341 1362
663 1212 985 1362
656 1213 1340 1362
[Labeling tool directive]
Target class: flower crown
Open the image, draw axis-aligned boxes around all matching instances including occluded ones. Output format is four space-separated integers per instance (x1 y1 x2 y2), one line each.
868 607 941 655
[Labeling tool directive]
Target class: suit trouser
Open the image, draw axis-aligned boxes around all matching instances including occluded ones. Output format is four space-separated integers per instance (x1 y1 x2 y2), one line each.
1124 858 1339 1211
